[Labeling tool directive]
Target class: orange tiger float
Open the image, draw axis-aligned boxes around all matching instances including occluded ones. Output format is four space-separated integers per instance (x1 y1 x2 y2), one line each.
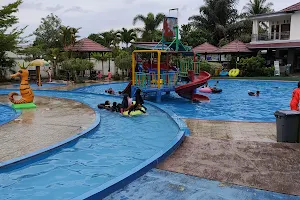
8 64 34 104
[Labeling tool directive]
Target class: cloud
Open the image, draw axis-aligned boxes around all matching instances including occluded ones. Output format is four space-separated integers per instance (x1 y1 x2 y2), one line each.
64 6 90 13
46 4 64 12
2 0 300 41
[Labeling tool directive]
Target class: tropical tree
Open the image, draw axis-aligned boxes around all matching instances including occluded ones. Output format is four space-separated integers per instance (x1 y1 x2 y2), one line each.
114 51 132 76
60 25 81 47
189 0 245 45
116 28 137 48
61 58 94 82
133 12 165 41
243 0 274 16
34 13 62 49
88 30 119 48
91 52 110 71
180 24 211 47
0 0 25 80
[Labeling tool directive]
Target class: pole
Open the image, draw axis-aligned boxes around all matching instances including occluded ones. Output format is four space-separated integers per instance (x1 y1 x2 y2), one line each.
132 52 136 85
157 51 161 89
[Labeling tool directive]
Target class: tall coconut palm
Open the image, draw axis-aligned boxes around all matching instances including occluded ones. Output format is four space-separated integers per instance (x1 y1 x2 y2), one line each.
69 27 81 46
189 0 245 45
116 28 137 48
133 12 165 41
243 0 273 16
60 26 81 47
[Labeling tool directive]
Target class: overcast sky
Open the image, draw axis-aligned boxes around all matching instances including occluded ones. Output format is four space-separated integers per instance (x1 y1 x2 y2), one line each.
1 0 299 40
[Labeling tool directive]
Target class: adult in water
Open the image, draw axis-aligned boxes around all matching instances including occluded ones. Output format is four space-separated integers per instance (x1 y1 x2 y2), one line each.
290 81 300 111
128 89 147 115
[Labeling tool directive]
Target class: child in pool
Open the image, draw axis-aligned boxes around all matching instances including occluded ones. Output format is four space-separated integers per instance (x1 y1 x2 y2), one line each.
105 88 115 95
97 100 111 110
290 81 300 111
248 90 260 96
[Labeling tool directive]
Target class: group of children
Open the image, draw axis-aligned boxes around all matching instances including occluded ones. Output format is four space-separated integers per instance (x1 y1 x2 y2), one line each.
98 89 147 115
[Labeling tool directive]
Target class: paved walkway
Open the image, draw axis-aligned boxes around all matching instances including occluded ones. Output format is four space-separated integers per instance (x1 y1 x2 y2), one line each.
0 95 95 163
106 169 300 200
159 119 300 196
185 119 276 142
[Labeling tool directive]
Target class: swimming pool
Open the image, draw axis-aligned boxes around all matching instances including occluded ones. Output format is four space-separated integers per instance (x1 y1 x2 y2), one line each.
0 90 181 200
0 104 19 126
74 80 296 122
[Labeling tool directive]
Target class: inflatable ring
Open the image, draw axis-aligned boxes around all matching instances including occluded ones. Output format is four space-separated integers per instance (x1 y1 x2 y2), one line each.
211 88 222 93
229 69 240 77
199 87 212 93
219 71 228 76
122 107 146 116
122 101 146 116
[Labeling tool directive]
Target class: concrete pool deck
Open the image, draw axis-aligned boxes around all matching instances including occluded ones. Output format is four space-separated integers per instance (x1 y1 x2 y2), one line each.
159 119 300 196
0 95 95 163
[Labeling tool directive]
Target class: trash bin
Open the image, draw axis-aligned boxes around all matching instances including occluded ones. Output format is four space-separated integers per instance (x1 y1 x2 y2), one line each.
274 110 300 143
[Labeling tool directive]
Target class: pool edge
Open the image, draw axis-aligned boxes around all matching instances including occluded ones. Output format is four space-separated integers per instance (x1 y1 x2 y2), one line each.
0 104 22 126
0 95 101 168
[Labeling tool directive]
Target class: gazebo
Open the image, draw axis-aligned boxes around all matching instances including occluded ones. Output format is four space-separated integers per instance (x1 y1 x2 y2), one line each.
193 42 219 60
64 38 112 78
64 38 111 59
216 40 251 54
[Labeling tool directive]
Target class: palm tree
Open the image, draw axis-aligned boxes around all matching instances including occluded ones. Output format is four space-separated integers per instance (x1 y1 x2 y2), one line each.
116 28 137 48
69 27 81 46
60 26 70 48
91 52 109 71
243 0 273 16
189 0 246 45
133 12 165 41
60 26 81 47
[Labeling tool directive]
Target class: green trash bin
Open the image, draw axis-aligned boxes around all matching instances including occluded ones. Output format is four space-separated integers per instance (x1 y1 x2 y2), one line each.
274 110 300 143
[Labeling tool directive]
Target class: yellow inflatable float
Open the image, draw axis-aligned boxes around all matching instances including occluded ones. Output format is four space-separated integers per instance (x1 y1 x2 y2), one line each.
122 101 146 116
229 69 240 77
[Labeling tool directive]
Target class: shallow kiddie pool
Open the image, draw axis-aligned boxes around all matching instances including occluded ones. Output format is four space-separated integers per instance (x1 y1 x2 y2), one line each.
0 90 181 200
73 80 296 122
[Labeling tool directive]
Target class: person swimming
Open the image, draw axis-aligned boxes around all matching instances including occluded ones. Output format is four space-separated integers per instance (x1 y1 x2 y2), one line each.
111 102 122 112
290 81 300 111
248 90 260 96
97 100 111 110
105 88 115 95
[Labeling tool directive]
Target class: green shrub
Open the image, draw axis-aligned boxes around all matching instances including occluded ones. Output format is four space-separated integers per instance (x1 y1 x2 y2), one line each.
200 61 222 76
240 56 273 77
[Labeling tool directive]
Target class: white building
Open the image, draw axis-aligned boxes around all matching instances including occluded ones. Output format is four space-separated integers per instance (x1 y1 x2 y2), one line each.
248 2 300 73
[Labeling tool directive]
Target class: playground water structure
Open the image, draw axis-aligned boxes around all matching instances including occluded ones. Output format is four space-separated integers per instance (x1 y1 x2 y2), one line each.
129 50 211 102
0 89 185 200
74 79 295 122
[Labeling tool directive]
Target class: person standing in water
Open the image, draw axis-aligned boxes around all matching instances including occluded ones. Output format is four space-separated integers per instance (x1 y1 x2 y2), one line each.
290 81 300 111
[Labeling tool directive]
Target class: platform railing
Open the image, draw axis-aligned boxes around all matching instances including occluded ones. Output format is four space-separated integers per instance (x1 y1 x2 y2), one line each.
134 72 179 89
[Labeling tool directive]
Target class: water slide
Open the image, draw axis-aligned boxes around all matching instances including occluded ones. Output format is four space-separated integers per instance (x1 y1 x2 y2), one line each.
122 81 132 95
175 71 211 102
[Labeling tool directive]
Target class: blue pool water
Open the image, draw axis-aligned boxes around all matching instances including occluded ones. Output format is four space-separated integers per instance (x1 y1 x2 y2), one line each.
0 104 18 126
74 80 296 122
12 83 66 89
0 90 180 200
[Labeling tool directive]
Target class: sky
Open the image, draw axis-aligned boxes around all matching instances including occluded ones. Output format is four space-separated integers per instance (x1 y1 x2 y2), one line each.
1 0 299 41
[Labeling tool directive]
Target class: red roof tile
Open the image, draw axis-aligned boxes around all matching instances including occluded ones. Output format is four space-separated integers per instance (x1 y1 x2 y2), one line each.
193 42 219 54
216 40 251 53
64 38 111 52
248 41 300 49
281 2 300 12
